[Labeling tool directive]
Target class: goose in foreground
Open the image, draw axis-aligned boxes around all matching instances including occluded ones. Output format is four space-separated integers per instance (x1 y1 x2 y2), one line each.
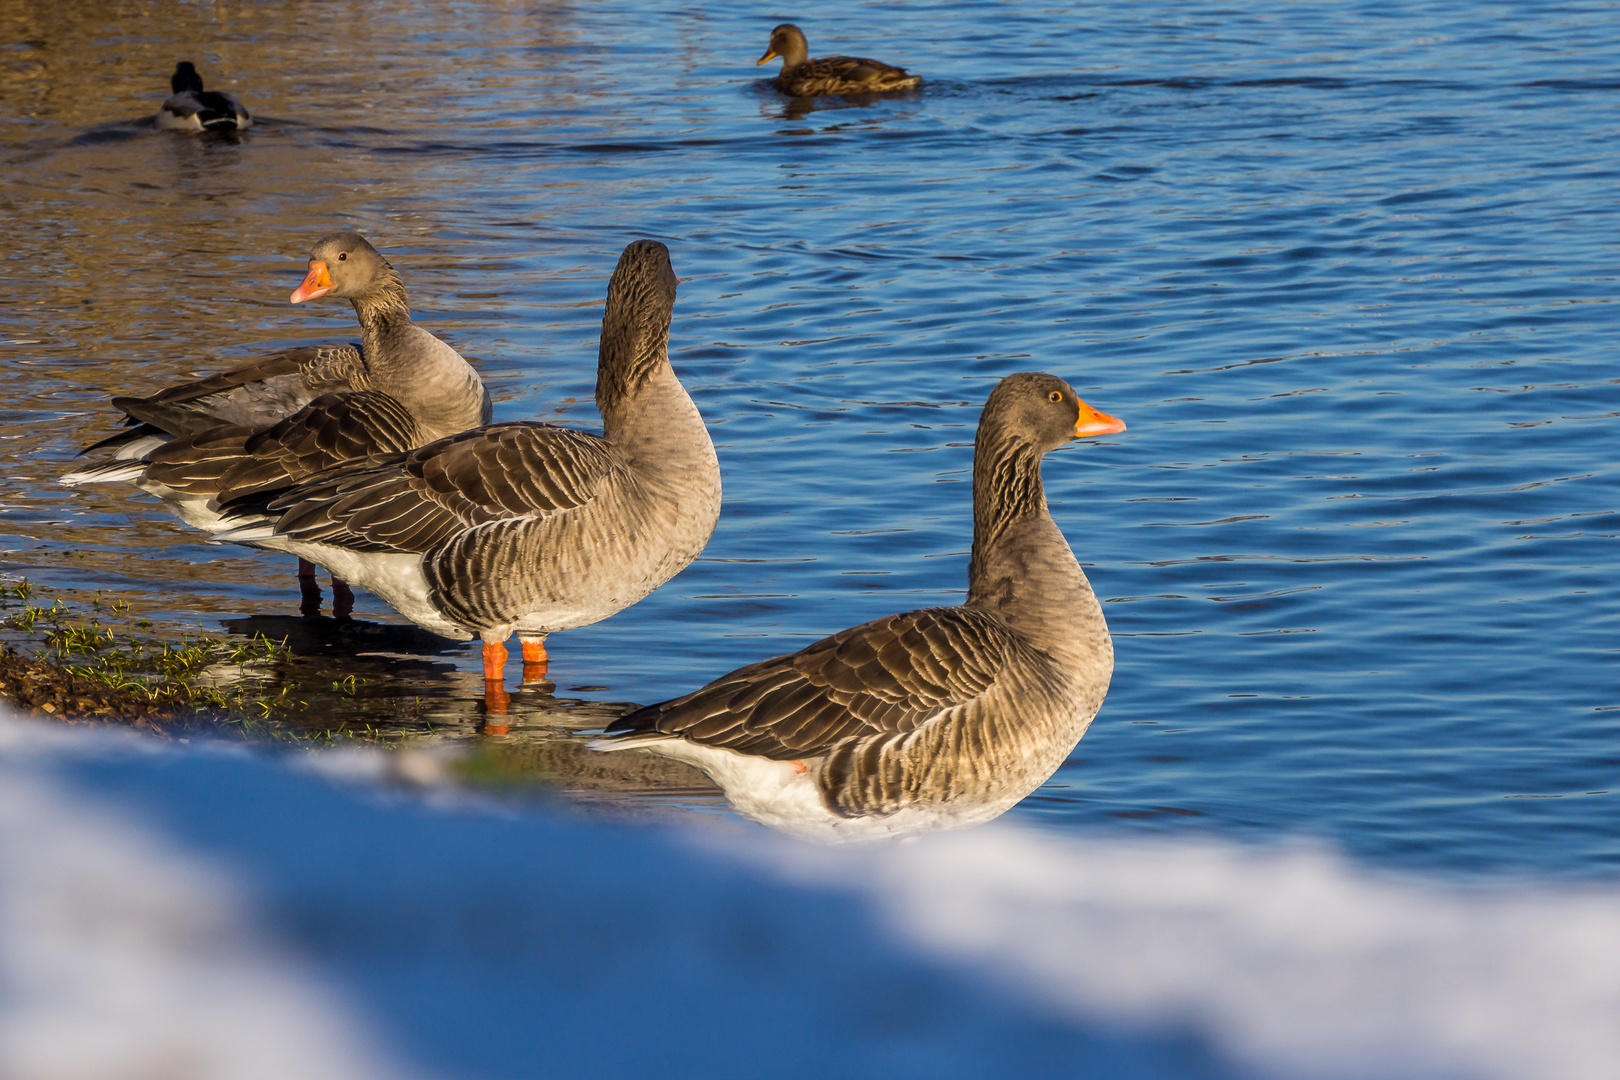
755 23 922 97
62 231 492 615
214 240 721 712
156 61 252 132
592 373 1124 843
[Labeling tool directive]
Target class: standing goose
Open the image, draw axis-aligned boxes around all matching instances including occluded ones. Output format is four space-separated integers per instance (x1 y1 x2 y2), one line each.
755 23 922 97
62 231 492 615
591 373 1124 843
156 61 252 132
214 240 721 711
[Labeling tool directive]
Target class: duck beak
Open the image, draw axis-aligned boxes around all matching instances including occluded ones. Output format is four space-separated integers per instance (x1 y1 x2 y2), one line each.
1074 400 1126 438
290 260 335 304
756 49 778 65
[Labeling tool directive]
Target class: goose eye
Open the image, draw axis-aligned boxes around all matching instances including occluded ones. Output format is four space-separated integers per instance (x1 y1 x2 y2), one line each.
337 252 348 261
1048 390 1063 403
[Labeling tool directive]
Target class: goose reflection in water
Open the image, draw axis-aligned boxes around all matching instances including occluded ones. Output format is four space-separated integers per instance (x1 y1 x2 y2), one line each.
592 373 1125 842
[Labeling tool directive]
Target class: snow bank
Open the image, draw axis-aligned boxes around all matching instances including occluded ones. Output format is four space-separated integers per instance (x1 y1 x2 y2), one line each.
0 715 1615 1080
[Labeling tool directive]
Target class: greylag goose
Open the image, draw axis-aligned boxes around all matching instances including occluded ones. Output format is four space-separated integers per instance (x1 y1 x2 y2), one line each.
62 231 492 616
156 62 252 132
214 240 721 714
591 372 1124 842
756 23 922 97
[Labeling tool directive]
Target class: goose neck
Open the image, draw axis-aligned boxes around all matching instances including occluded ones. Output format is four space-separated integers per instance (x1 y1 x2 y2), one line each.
968 437 1046 572
596 307 674 439
350 273 414 362
965 440 1105 666
604 364 714 477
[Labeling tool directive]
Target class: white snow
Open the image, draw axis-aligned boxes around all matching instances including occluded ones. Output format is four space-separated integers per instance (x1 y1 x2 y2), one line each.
1 711 1617 1080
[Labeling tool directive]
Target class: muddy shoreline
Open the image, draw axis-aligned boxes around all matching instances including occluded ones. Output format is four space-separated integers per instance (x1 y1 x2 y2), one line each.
0 646 191 733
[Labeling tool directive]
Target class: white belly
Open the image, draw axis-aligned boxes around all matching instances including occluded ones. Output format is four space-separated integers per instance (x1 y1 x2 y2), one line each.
632 740 1012 844
244 539 470 640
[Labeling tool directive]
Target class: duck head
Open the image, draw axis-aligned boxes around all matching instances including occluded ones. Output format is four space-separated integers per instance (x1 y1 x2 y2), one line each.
171 61 205 94
757 24 810 69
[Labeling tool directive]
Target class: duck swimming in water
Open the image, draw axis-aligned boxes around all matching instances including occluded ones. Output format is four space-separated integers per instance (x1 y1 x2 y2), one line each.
756 23 922 97
156 61 252 132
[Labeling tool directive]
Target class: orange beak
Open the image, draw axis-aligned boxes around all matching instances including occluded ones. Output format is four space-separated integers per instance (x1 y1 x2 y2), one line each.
756 49 778 66
1074 400 1126 438
290 260 335 304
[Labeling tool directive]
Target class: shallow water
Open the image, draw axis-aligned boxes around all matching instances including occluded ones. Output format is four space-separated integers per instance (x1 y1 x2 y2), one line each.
2 0 1616 877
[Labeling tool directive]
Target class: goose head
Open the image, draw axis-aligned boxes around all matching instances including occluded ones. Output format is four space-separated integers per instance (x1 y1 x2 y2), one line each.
981 372 1126 457
289 231 395 304
757 24 810 69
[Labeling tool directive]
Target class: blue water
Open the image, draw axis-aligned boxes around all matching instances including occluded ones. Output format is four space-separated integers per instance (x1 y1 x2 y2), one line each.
2 0 1616 878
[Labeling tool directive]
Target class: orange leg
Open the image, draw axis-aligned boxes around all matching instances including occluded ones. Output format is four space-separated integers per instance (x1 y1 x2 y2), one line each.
520 639 548 686
790 760 807 776
481 640 511 732
481 640 508 680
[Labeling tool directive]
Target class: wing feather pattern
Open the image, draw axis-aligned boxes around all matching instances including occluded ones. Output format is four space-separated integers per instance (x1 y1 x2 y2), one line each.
142 391 424 499
111 345 364 436
780 56 921 96
606 606 1018 760
233 422 623 556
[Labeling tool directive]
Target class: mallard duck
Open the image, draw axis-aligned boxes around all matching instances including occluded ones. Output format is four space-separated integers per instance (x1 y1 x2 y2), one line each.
213 241 722 710
62 231 492 616
756 23 922 97
591 373 1124 842
155 61 252 132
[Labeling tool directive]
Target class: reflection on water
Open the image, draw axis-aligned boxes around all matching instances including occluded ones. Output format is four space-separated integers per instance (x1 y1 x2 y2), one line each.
212 613 728 816
4 0 1619 874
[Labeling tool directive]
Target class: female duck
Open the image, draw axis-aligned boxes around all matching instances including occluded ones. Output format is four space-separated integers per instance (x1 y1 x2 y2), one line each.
592 373 1124 843
756 23 922 97
215 241 721 703
156 62 252 132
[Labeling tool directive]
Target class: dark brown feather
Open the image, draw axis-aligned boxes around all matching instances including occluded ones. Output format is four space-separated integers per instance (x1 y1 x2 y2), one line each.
607 606 1020 760
110 345 366 437
142 391 423 498
775 56 921 96
247 422 623 556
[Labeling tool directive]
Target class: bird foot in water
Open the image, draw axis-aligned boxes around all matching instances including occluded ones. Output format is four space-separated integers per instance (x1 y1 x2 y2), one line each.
332 579 355 620
297 560 322 617
517 640 549 688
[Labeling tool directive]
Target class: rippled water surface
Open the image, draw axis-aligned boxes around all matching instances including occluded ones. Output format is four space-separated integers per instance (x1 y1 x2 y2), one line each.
2 0 1617 877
